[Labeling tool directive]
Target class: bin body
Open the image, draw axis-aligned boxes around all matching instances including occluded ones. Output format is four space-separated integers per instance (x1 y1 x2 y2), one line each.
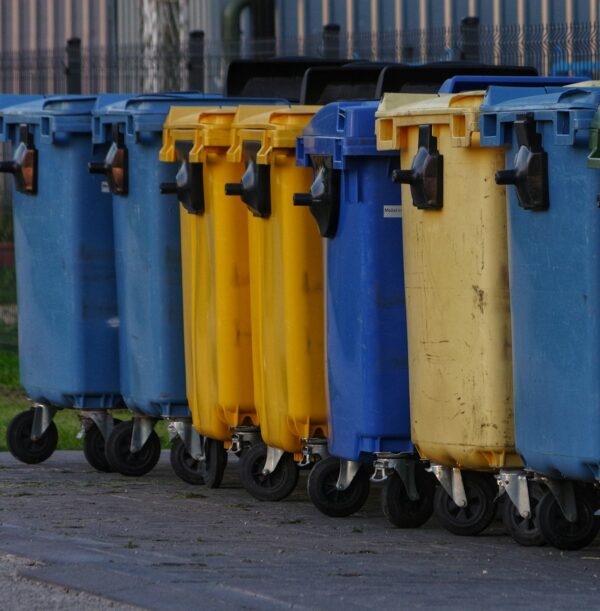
96 95 241 418
480 87 600 481
297 101 426 462
1 95 124 408
160 107 258 440
229 106 326 454
376 93 520 470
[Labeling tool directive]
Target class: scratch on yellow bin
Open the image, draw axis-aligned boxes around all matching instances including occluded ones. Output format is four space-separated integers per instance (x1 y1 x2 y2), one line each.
225 105 327 457
160 106 262 451
375 92 522 472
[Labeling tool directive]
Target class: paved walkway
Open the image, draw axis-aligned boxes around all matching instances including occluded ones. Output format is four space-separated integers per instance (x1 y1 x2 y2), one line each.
1 451 599 610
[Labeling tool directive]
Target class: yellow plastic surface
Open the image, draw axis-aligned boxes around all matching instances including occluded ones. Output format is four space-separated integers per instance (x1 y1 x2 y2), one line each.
375 93 521 471
227 106 327 454
160 106 268 441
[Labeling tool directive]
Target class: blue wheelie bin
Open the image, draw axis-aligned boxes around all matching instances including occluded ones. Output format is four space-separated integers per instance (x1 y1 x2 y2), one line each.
90 94 285 482
479 85 600 550
0 95 126 470
295 100 437 522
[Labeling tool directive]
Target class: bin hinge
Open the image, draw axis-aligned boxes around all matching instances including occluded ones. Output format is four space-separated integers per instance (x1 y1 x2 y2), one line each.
88 124 128 196
224 140 271 218
0 124 38 195
392 124 443 210
293 155 340 238
495 112 549 211
160 158 205 215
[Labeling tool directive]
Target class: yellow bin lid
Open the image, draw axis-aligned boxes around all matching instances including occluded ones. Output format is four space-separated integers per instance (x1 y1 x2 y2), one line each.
375 91 487 151
227 105 321 164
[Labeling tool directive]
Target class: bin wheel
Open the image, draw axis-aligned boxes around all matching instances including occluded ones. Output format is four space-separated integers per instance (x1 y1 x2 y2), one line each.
433 471 498 536
83 418 122 473
204 438 228 489
6 408 58 465
502 482 546 547
105 420 161 477
537 487 600 551
239 442 299 502
381 465 436 528
169 436 205 485
307 456 370 518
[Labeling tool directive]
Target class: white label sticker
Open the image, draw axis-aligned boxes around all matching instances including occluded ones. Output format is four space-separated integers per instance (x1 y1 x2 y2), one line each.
383 205 402 218
101 181 110 193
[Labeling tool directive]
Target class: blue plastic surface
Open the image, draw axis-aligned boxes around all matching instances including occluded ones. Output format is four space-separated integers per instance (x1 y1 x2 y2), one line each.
1 94 127 409
297 101 412 462
96 94 287 418
438 75 584 93
479 87 600 481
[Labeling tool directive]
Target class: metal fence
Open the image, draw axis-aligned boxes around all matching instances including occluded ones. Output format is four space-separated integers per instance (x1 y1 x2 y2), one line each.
0 19 598 397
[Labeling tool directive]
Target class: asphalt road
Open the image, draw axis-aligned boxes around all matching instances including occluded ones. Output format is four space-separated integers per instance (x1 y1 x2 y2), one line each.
1 451 599 610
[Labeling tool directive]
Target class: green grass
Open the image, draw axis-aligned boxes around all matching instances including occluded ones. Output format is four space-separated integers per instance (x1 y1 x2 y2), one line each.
0 346 172 452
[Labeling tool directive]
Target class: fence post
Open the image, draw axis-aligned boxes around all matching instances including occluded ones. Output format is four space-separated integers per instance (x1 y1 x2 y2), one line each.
460 17 480 62
66 38 82 94
322 23 340 58
188 30 205 91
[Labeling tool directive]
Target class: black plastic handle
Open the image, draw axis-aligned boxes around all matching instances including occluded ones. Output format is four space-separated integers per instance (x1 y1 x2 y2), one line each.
0 126 38 195
159 182 178 195
88 161 109 175
392 169 418 185
224 182 244 197
292 192 313 206
0 161 18 174
495 169 518 186
160 159 204 215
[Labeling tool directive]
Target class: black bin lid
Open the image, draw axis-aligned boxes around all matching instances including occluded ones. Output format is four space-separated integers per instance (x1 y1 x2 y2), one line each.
225 57 352 103
300 62 400 104
375 61 538 96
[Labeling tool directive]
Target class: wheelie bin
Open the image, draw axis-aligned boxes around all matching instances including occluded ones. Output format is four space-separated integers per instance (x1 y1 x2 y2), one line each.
376 91 526 538
223 104 325 501
0 94 126 470
294 99 437 522
478 86 600 550
159 102 286 488
90 93 227 482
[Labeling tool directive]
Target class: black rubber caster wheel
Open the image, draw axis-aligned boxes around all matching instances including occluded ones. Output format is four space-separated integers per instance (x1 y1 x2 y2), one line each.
307 456 370 518
204 438 228 489
381 464 436 528
83 417 122 473
537 486 600 551
169 436 206 485
105 420 161 477
6 408 58 465
433 471 498 536
239 442 299 501
503 482 546 547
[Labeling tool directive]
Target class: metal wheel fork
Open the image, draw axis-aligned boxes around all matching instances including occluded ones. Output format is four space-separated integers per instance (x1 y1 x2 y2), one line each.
431 464 467 508
130 416 159 453
78 410 117 442
372 454 421 502
336 459 362 491
544 477 578 523
167 419 204 462
31 403 58 441
497 470 531 519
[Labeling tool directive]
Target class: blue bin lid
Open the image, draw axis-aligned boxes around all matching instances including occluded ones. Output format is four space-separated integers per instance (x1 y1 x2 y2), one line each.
297 100 388 169
0 94 128 143
480 86 600 147
439 75 586 93
92 92 288 143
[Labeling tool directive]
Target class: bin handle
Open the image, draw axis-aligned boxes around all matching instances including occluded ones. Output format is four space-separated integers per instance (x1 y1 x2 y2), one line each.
0 125 37 195
494 113 549 212
224 141 271 218
159 159 204 215
292 158 340 238
88 125 128 196
392 124 443 210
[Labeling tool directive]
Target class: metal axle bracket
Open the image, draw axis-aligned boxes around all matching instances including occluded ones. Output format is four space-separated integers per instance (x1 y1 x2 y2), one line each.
372 454 421 502
262 446 285 476
31 404 58 441
497 471 531 519
81 410 117 442
431 464 467 508
336 459 361 491
130 416 157 453
168 419 204 462
229 426 261 454
298 438 330 467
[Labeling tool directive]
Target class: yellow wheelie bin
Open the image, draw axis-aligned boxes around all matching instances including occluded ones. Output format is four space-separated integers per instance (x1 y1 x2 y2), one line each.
375 92 524 538
160 106 265 487
223 105 326 501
